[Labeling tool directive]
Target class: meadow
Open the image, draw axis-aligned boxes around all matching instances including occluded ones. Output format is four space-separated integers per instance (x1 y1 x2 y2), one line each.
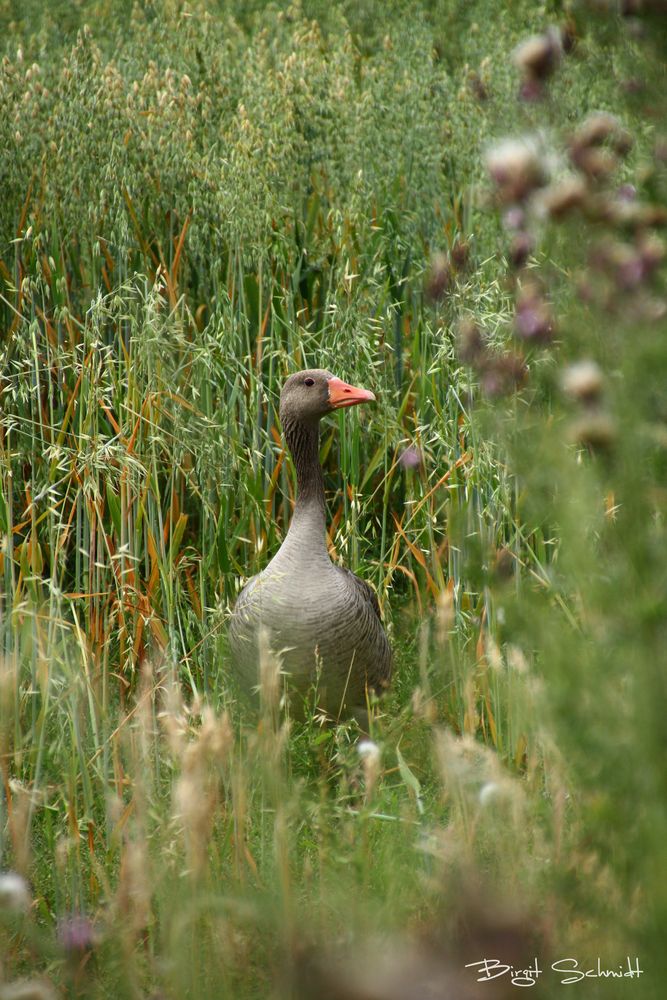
1 1 666 996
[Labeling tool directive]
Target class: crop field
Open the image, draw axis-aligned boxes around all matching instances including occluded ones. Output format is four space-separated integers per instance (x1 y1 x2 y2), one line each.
1 1 666 997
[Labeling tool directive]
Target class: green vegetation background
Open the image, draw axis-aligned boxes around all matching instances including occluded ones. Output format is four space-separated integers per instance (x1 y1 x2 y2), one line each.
1 1 666 997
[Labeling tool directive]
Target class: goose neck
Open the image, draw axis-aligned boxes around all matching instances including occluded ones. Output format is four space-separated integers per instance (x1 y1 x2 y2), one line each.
283 416 328 551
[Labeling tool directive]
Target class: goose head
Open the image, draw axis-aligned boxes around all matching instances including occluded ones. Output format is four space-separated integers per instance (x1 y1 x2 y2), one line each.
279 369 376 426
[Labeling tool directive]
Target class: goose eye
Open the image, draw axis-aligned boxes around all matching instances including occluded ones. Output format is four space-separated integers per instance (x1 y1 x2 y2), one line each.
304 377 315 386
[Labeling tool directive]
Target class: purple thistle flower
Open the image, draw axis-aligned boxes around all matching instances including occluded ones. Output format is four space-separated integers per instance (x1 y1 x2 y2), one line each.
399 446 422 470
617 183 637 201
57 914 96 957
514 289 555 344
502 206 526 232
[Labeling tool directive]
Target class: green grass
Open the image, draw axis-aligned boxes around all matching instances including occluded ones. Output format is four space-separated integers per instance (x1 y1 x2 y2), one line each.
1 1 667 997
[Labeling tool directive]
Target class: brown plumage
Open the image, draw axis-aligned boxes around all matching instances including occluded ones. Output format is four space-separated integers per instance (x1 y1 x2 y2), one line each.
229 369 391 722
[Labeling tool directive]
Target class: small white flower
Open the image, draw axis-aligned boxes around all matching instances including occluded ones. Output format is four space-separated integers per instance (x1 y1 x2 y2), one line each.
0 872 32 914
478 782 501 806
357 739 381 764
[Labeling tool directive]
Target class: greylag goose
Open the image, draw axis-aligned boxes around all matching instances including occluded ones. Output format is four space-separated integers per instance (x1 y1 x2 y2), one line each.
229 369 391 722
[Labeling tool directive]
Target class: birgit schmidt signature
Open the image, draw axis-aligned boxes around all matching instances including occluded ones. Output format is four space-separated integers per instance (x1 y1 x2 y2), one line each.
464 957 643 987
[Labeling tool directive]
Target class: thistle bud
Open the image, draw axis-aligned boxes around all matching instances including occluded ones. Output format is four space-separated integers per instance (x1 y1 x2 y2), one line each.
570 413 617 451
480 353 528 397
424 252 452 303
561 361 604 404
509 232 534 269
512 28 563 82
570 146 617 181
539 176 588 219
485 137 547 204
572 112 621 149
450 239 470 271
457 318 486 365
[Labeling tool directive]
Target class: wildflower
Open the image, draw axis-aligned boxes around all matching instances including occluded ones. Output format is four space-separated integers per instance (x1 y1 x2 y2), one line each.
57 914 97 958
485 137 547 204
561 361 604 404
398 446 422 470
0 872 31 914
514 285 555 344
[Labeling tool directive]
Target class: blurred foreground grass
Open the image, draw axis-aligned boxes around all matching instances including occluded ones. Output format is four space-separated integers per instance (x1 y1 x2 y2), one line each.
1 1 666 997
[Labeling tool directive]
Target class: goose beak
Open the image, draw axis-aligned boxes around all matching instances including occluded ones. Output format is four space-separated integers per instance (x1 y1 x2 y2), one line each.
327 376 377 409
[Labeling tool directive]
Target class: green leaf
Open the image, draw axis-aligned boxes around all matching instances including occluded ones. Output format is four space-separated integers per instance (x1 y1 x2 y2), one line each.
396 745 424 815
217 505 230 573
0 488 8 534
106 484 121 538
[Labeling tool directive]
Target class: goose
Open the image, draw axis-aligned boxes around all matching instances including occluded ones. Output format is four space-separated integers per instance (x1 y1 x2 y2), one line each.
229 369 391 723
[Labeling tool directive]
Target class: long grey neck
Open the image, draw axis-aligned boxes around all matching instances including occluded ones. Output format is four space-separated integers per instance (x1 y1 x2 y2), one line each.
281 417 329 560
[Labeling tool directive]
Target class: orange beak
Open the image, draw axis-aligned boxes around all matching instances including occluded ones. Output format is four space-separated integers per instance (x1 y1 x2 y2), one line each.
327 376 377 409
